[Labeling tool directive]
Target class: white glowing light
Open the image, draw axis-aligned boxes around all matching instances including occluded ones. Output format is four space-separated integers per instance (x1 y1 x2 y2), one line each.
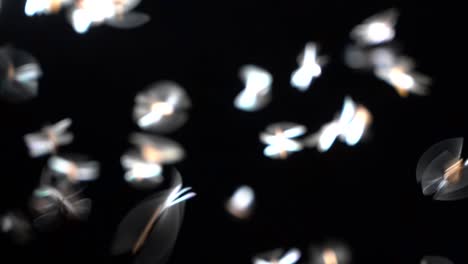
234 65 272 111
121 154 163 183
227 185 255 218
291 42 326 91
25 0 50 16
350 9 398 45
137 102 175 128
71 8 93 33
253 248 301 264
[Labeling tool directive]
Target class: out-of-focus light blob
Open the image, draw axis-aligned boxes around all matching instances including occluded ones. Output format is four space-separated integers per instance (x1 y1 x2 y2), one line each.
47 155 100 183
309 242 351 264
291 42 327 91
350 8 398 46
133 81 191 133
25 0 73 16
374 57 431 97
225 185 255 219
69 0 150 33
421 256 454 264
416 137 468 201
0 211 32 244
111 170 195 264
70 8 93 33
0 46 42 102
305 97 372 152
234 65 272 112
24 118 74 158
260 122 306 159
253 248 301 264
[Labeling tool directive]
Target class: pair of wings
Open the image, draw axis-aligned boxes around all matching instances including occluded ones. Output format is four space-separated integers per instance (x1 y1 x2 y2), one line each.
111 170 187 264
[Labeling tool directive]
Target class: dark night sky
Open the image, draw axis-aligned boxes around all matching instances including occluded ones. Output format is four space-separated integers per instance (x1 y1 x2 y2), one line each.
1 0 468 263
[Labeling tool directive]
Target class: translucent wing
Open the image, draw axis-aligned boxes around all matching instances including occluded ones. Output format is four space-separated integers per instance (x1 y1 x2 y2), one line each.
421 256 454 264
129 133 185 164
419 151 454 196
106 12 150 29
67 198 92 220
434 168 468 201
111 169 186 258
120 0 142 13
133 202 185 264
110 192 168 255
264 123 307 139
416 138 463 181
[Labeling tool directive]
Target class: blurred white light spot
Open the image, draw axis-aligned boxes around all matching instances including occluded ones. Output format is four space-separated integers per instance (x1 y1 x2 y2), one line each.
226 185 255 219
234 65 272 112
291 42 327 91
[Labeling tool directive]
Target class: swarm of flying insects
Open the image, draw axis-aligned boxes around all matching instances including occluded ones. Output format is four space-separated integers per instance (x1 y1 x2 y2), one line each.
0 1 461 263
22 118 100 231
24 0 150 34
345 8 431 97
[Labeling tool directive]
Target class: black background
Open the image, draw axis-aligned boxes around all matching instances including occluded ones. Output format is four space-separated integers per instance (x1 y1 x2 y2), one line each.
0 0 467 263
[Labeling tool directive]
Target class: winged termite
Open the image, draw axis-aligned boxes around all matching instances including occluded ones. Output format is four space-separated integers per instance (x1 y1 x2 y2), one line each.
259 122 307 159
121 153 164 189
374 56 431 97
234 65 272 112
302 96 372 152
24 118 73 158
290 42 327 91
0 211 33 244
350 8 399 46
421 256 454 264
24 0 73 16
30 184 91 231
309 241 351 264
0 46 42 103
121 133 185 188
111 169 195 264
46 154 100 184
253 248 301 264
68 0 150 34
133 81 191 133
416 137 468 201
225 185 255 220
